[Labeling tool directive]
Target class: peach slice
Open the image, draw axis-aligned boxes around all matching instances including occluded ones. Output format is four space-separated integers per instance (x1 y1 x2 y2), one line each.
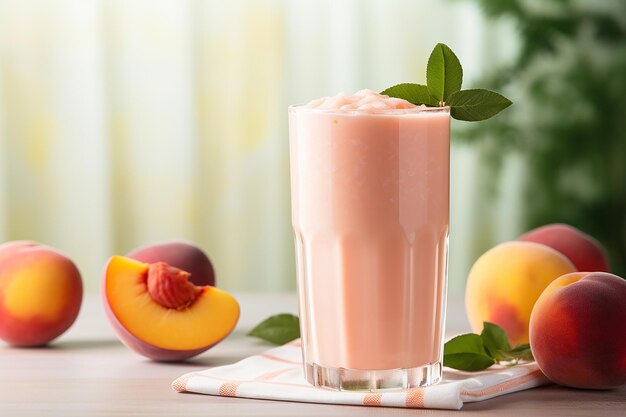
102 256 239 361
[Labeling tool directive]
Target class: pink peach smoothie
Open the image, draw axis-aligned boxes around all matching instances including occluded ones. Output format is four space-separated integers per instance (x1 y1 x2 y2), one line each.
289 90 450 387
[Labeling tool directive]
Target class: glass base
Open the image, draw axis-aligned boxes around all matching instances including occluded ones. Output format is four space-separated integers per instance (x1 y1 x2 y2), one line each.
304 361 442 392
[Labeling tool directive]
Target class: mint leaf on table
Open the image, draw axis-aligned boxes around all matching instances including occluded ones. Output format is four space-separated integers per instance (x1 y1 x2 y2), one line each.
480 321 511 361
247 313 300 345
443 333 495 371
381 83 439 106
446 89 512 121
505 344 534 361
382 42 511 122
444 322 534 371
426 43 463 103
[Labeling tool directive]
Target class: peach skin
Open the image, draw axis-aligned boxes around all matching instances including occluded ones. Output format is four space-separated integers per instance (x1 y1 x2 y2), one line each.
530 272 626 389
519 223 609 273
465 241 577 346
102 256 239 361
0 241 83 346
127 240 215 286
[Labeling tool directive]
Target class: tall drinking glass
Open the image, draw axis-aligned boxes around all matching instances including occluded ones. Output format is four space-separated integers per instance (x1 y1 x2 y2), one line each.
288 103 450 391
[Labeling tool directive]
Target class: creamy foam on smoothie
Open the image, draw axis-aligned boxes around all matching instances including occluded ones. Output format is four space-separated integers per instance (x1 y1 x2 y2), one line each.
303 89 420 112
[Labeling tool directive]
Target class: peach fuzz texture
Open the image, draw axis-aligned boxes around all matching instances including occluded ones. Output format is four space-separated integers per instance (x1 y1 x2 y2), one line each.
465 241 577 345
529 272 626 389
0 241 83 346
127 240 215 287
519 223 609 273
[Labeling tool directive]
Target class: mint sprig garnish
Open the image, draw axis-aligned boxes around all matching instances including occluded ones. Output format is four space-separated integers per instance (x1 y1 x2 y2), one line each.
427 43 463 103
382 43 512 121
444 322 533 371
447 89 513 121
381 83 439 107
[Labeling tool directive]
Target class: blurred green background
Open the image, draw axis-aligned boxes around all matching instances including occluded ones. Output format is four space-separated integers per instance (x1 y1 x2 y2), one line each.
0 0 623 294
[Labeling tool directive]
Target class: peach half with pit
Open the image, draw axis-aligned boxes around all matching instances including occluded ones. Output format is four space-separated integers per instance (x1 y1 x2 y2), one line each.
0 241 83 346
102 256 239 361
530 272 626 389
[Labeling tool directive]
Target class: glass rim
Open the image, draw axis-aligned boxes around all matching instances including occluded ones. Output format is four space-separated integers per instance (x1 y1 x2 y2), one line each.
288 104 450 116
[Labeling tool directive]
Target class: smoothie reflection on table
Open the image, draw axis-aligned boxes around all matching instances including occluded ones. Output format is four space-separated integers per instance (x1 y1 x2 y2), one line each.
289 90 450 391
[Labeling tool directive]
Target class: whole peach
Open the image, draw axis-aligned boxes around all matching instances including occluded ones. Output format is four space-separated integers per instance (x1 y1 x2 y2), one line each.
530 272 626 389
127 240 215 287
519 223 609 272
465 241 577 345
0 241 83 346
0 241 40 263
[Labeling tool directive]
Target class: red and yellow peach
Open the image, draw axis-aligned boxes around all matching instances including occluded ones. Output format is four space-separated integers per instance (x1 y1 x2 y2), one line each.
0 241 83 346
465 241 577 345
530 272 626 389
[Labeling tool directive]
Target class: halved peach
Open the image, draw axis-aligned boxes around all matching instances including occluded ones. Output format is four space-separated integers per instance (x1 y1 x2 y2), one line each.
102 255 239 361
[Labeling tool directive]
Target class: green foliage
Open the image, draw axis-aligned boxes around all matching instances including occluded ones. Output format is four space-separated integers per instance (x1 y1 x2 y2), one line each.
461 0 626 274
381 83 439 106
427 43 464 102
443 322 532 371
383 43 512 121
448 89 512 121
480 321 511 360
444 333 495 371
247 313 300 345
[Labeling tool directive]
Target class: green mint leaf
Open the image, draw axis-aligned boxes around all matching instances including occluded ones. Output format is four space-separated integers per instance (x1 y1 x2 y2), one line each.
506 344 534 361
426 43 463 103
381 83 439 106
444 333 495 371
447 89 512 121
480 322 511 360
248 313 300 345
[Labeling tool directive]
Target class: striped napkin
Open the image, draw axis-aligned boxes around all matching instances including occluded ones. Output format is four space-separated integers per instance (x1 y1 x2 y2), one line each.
172 340 549 410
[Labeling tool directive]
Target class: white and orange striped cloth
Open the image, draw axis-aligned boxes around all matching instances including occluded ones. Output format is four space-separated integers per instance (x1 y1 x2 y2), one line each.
172 340 549 410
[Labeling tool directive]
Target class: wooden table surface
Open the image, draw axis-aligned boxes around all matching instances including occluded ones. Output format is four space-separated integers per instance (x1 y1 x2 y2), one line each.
1 293 624 416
